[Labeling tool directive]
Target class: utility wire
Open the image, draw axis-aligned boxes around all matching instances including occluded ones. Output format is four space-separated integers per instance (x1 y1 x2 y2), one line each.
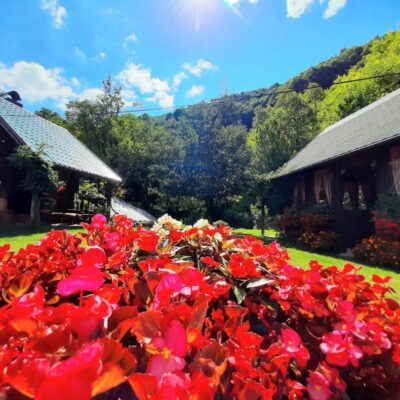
1 71 400 117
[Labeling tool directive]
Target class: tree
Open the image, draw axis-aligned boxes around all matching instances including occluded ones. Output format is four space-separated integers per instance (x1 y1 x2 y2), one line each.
65 77 124 161
35 108 69 129
8 145 60 226
318 30 400 129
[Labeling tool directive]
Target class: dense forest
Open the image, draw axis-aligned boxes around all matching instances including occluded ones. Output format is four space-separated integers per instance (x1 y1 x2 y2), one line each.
37 30 400 226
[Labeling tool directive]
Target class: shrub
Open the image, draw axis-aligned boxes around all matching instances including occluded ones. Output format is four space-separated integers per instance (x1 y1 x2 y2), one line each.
354 235 400 268
273 209 303 240
299 230 343 252
0 214 399 399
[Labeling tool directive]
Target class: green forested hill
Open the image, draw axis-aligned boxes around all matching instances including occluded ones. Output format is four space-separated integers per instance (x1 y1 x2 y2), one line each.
36 30 400 225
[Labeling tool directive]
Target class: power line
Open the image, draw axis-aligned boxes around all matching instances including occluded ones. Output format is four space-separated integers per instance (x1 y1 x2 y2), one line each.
1 71 400 117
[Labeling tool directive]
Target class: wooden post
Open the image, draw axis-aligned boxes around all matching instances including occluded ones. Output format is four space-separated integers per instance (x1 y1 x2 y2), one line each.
261 196 265 237
105 182 113 219
30 192 40 227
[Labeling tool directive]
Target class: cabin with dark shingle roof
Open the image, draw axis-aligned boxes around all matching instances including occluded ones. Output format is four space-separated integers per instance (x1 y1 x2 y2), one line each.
0 94 121 224
274 88 400 246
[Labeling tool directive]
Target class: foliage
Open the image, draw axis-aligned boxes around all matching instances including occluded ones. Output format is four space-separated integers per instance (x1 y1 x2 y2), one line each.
0 215 399 399
354 236 400 268
318 30 400 130
274 209 333 241
8 145 61 195
248 92 320 175
65 77 125 160
299 231 343 252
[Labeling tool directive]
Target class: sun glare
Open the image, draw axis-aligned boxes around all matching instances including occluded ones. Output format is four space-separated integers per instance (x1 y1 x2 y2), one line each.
171 0 237 33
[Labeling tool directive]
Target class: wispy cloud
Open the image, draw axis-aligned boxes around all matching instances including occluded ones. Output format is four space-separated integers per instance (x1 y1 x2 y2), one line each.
41 0 67 29
286 0 347 18
75 47 86 60
323 0 347 18
124 33 138 47
186 85 205 98
183 59 218 77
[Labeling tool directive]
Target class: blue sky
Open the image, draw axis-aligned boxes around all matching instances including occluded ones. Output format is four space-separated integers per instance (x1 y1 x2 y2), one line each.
0 0 398 114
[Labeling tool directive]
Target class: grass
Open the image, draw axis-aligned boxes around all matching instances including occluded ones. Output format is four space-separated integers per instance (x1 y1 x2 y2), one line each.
235 228 400 301
1 226 398 301
0 225 84 251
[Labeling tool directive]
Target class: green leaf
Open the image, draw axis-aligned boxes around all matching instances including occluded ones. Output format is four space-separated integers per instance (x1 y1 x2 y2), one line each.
246 278 274 289
232 285 246 304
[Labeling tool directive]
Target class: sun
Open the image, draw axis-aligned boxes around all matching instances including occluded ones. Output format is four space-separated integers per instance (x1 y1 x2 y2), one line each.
171 0 239 33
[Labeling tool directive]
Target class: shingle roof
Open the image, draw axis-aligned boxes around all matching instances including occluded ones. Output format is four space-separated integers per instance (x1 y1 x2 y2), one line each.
275 87 400 178
111 198 156 223
0 97 121 182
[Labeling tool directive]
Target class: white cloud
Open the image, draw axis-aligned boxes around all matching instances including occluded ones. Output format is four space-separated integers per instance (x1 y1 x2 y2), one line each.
286 0 347 18
186 85 204 98
286 0 315 18
0 60 139 110
323 0 347 18
0 61 74 105
75 48 86 60
124 33 138 46
117 63 175 108
99 52 107 58
183 59 218 77
71 77 80 87
41 0 67 29
172 72 187 89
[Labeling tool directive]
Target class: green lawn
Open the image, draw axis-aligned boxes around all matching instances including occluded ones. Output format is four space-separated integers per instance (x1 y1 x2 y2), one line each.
235 228 400 301
0 226 84 251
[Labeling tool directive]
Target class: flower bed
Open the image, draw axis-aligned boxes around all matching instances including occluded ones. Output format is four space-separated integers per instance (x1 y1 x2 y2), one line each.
0 214 399 399
299 230 342 252
354 236 400 268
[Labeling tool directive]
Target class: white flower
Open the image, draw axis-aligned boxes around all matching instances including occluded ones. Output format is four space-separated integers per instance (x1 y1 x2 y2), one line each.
193 219 210 229
152 214 183 231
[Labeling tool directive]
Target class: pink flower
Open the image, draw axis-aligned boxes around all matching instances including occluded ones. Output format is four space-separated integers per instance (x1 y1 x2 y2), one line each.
57 266 105 296
147 320 187 381
320 331 363 367
153 273 184 310
91 214 107 229
307 371 331 400
281 328 310 367
106 232 121 252
77 246 107 268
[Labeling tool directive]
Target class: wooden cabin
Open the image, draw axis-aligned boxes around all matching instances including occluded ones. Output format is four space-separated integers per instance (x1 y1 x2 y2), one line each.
0 95 121 224
274 88 400 246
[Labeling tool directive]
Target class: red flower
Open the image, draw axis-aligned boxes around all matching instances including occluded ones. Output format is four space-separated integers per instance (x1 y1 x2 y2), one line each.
320 331 363 367
137 231 159 252
228 253 261 278
35 341 103 400
307 371 331 400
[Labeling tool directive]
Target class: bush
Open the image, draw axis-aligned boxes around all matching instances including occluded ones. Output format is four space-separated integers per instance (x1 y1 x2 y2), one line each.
354 235 400 268
299 230 343 252
0 214 399 399
213 219 230 227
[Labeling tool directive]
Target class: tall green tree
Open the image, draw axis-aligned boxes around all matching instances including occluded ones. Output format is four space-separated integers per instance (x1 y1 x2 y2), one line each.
65 77 124 161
